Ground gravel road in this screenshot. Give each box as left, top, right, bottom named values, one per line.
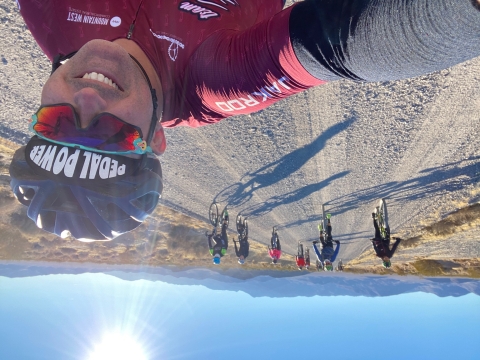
left=1, top=1, right=479, bottom=261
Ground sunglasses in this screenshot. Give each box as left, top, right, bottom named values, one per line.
left=29, top=104, right=152, bottom=155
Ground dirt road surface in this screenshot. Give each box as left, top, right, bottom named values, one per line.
left=1, top=1, right=479, bottom=263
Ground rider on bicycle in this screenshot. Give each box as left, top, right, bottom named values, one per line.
left=313, top=215, right=340, bottom=271
left=371, top=211, right=401, bottom=268
left=268, top=227, right=282, bottom=264
left=296, top=242, right=306, bottom=270
left=207, top=210, right=229, bottom=265
left=234, top=216, right=249, bottom=264
left=233, top=237, right=249, bottom=265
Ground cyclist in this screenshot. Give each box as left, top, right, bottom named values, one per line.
left=207, top=210, right=229, bottom=265
left=371, top=212, right=401, bottom=268
left=233, top=237, right=249, bottom=265
left=296, top=242, right=306, bottom=270
left=313, top=215, right=340, bottom=271
left=11, top=0, right=480, bottom=240
left=268, top=227, right=282, bottom=264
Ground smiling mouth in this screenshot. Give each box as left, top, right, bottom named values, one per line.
left=82, top=72, right=121, bottom=90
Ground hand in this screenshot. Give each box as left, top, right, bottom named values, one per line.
left=335, top=240, right=340, bottom=245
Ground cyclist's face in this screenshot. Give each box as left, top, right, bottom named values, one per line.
left=382, top=256, right=390, bottom=261
left=41, top=40, right=157, bottom=140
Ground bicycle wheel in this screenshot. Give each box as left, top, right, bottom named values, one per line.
left=377, top=199, right=389, bottom=239
left=220, top=205, right=229, bottom=227
left=236, top=214, right=242, bottom=233
left=243, top=218, right=248, bottom=239
left=236, top=214, right=246, bottom=237
left=209, top=202, right=219, bottom=226
left=380, top=198, right=389, bottom=229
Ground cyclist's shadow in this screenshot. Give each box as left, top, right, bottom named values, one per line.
left=241, top=170, right=350, bottom=217
left=214, top=117, right=356, bottom=207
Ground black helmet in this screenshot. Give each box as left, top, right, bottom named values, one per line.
left=9, top=137, right=163, bottom=241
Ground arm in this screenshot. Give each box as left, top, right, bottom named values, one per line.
left=182, top=6, right=324, bottom=126
left=389, top=238, right=402, bottom=258
left=331, top=242, right=341, bottom=262
left=207, top=234, right=214, bottom=255
left=234, top=240, right=240, bottom=257
left=182, top=0, right=480, bottom=126
left=244, top=241, right=249, bottom=258
left=312, top=243, right=321, bottom=260
left=290, top=0, right=480, bottom=82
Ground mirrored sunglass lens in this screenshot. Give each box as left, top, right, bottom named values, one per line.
left=34, top=106, right=142, bottom=152
left=34, top=106, right=76, bottom=137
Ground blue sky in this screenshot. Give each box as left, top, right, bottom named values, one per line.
left=0, top=273, right=479, bottom=360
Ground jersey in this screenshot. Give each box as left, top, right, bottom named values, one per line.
left=18, top=0, right=324, bottom=128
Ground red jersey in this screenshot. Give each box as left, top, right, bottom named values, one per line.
left=295, top=256, right=305, bottom=267
left=268, top=248, right=282, bottom=260
left=18, top=0, right=324, bottom=128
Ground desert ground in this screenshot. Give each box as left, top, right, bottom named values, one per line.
left=0, top=0, right=479, bottom=277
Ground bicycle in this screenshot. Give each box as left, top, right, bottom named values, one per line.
left=236, top=214, right=248, bottom=241
left=207, top=202, right=228, bottom=237
left=374, top=198, right=389, bottom=240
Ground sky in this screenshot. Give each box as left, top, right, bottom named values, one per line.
left=0, top=272, right=479, bottom=360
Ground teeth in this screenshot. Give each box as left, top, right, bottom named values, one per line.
left=82, top=72, right=119, bottom=90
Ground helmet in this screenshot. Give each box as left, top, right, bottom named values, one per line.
left=324, top=260, right=333, bottom=271
left=9, top=137, right=163, bottom=241
left=238, top=258, right=245, bottom=265
left=383, top=260, right=392, bottom=268
left=272, top=258, right=278, bottom=264
left=213, top=254, right=221, bottom=265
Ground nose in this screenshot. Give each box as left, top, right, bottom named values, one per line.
left=73, top=88, right=108, bottom=128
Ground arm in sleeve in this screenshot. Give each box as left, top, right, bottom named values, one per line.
left=389, top=238, right=402, bottom=258
left=312, top=243, right=322, bottom=261
left=182, top=6, right=325, bottom=125
left=331, top=242, right=341, bottom=262
left=207, top=235, right=214, bottom=252
left=290, top=0, right=480, bottom=82
left=234, top=240, right=240, bottom=257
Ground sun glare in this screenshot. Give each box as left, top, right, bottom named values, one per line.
left=88, top=333, right=148, bottom=360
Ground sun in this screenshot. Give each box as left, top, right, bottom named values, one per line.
left=88, top=333, right=148, bottom=360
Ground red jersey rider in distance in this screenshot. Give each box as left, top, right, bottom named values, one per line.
left=268, top=230, right=282, bottom=264
left=296, top=242, right=306, bottom=270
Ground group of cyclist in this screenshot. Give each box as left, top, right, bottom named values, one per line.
left=206, top=203, right=401, bottom=269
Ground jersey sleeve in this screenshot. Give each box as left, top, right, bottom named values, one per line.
left=176, top=4, right=326, bottom=127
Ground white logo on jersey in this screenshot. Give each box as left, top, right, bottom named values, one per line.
left=110, top=16, right=121, bottom=27
left=150, top=30, right=185, bottom=61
